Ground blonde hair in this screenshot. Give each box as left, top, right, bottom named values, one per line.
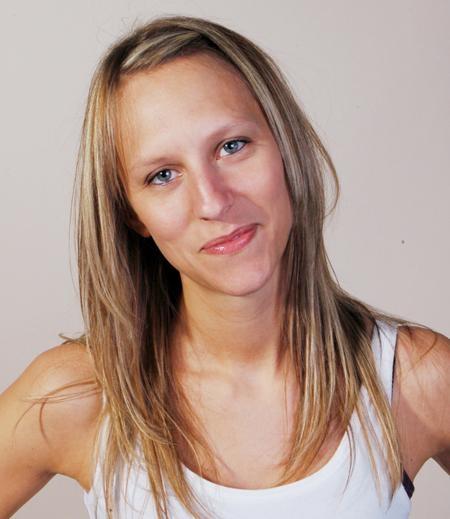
left=50, top=14, right=432, bottom=518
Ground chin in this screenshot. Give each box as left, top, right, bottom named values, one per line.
left=211, top=263, right=277, bottom=297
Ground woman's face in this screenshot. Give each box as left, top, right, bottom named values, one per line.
left=117, top=52, right=293, bottom=296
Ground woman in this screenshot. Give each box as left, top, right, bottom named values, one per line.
left=0, top=14, right=448, bottom=519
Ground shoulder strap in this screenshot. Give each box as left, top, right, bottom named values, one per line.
left=371, top=319, right=399, bottom=405
left=372, top=320, right=415, bottom=498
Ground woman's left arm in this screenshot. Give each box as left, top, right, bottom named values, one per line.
left=395, top=325, right=450, bottom=476
left=426, top=330, right=450, bottom=474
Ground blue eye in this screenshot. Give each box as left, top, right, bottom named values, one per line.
left=146, top=169, right=173, bottom=186
left=146, top=138, right=249, bottom=186
left=218, top=138, right=248, bottom=158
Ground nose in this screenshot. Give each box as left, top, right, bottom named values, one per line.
left=190, top=161, right=235, bottom=220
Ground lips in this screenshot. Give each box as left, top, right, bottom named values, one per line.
left=201, top=224, right=257, bottom=251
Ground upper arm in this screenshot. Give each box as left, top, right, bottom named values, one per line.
left=0, top=342, right=102, bottom=518
left=395, top=325, right=450, bottom=474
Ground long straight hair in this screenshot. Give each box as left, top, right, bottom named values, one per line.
left=54, top=14, right=431, bottom=518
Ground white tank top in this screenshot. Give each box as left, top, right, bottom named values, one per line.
left=83, top=319, right=414, bottom=518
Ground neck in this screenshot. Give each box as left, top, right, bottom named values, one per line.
left=172, top=265, right=289, bottom=383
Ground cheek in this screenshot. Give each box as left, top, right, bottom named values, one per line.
left=138, top=199, right=188, bottom=243
left=261, top=155, right=293, bottom=236
left=253, top=151, right=290, bottom=209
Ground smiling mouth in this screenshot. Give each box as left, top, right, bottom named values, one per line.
left=201, top=224, right=258, bottom=255
left=200, top=224, right=257, bottom=251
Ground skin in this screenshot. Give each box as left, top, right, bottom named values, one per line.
left=116, top=52, right=299, bottom=483
left=0, top=52, right=449, bottom=517
left=117, top=52, right=294, bottom=384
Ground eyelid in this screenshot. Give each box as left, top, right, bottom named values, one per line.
left=145, top=169, right=171, bottom=186
left=216, top=137, right=249, bottom=158
left=145, top=137, right=250, bottom=186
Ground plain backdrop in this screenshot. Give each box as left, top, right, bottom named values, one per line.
left=1, top=1, right=449, bottom=517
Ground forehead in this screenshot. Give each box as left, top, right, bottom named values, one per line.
left=115, top=52, right=265, bottom=136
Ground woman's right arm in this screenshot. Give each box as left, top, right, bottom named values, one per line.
left=0, top=343, right=101, bottom=518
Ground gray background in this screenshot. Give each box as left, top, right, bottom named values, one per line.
left=1, top=0, right=448, bottom=517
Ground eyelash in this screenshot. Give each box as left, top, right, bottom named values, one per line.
left=145, top=138, right=250, bottom=186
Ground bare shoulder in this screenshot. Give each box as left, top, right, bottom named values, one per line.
left=0, top=341, right=102, bottom=514
left=393, top=324, right=450, bottom=477
left=22, top=341, right=102, bottom=435
left=25, top=341, right=99, bottom=401
left=21, top=342, right=103, bottom=480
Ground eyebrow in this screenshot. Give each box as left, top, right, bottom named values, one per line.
left=129, top=119, right=259, bottom=174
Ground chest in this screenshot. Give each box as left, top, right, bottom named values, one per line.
left=179, top=374, right=345, bottom=489
left=178, top=360, right=431, bottom=492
